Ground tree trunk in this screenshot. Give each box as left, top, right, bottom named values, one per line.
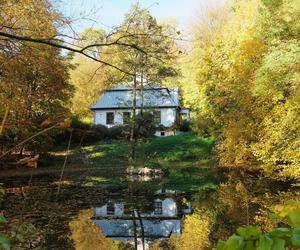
left=129, top=74, right=137, bottom=165
left=0, top=103, right=10, bottom=136
left=140, top=72, right=144, bottom=115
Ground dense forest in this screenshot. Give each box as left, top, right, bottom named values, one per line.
left=181, top=0, right=299, bottom=180
left=0, top=0, right=299, bottom=249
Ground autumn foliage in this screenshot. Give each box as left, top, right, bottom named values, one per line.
left=181, top=0, right=300, bottom=180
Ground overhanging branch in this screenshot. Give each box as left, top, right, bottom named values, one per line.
left=0, top=31, right=134, bottom=75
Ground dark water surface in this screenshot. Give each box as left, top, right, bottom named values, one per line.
left=0, top=168, right=196, bottom=249
left=1, top=167, right=298, bottom=250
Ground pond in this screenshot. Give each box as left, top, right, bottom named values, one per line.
left=0, top=166, right=298, bottom=250
left=0, top=168, right=196, bottom=249
left=93, top=189, right=192, bottom=250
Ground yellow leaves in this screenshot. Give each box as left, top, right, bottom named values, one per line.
left=70, top=53, right=108, bottom=118
left=239, top=39, right=266, bottom=61
left=40, top=118, right=71, bottom=129
left=57, top=118, right=72, bottom=129
left=272, top=201, right=300, bottom=223
left=1, top=0, right=58, bottom=38
left=178, top=210, right=213, bottom=250
left=69, top=209, right=118, bottom=250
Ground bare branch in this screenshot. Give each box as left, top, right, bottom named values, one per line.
left=0, top=31, right=134, bottom=75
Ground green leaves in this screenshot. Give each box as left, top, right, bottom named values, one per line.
left=0, top=234, right=10, bottom=250
left=287, top=209, right=300, bottom=227
left=257, top=235, right=273, bottom=250
left=271, top=238, right=285, bottom=250
left=237, top=226, right=262, bottom=240
left=217, top=235, right=244, bottom=250
left=269, top=228, right=291, bottom=238
left=0, top=216, right=10, bottom=249
left=291, top=234, right=300, bottom=247
left=224, top=235, right=244, bottom=250
left=217, top=205, right=300, bottom=250
left=0, top=215, right=7, bottom=223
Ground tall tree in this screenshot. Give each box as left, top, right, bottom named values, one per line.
left=104, top=4, right=178, bottom=164
left=69, top=28, right=111, bottom=119
left=0, top=0, right=73, bottom=152
left=183, top=0, right=300, bottom=179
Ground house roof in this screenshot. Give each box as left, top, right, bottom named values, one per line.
left=91, top=84, right=180, bottom=110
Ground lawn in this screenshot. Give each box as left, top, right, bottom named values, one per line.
left=84, top=133, right=216, bottom=168
left=0, top=133, right=220, bottom=192
left=83, top=133, right=221, bottom=192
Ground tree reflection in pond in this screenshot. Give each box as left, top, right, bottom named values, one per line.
left=92, top=189, right=192, bottom=250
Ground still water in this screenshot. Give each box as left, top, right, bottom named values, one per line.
left=0, top=169, right=194, bottom=249
left=93, top=189, right=192, bottom=249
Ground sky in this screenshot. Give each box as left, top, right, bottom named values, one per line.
left=58, top=0, right=227, bottom=34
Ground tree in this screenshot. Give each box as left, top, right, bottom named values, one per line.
left=0, top=0, right=73, bottom=153
left=0, top=1, right=178, bottom=155
left=69, top=28, right=111, bottom=119
left=103, top=3, right=179, bottom=164
left=182, top=0, right=299, bottom=179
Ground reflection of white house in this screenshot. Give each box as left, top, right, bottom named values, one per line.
left=90, top=84, right=190, bottom=136
left=94, top=197, right=189, bottom=218
left=92, top=195, right=192, bottom=248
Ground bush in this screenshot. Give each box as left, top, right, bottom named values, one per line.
left=54, top=113, right=157, bottom=145
left=55, top=116, right=109, bottom=145
left=81, top=124, right=109, bottom=144
left=217, top=201, right=300, bottom=250
left=108, top=125, right=130, bottom=139
left=180, top=120, right=190, bottom=132
left=135, top=112, right=156, bottom=138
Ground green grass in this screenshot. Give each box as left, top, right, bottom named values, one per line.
left=84, top=133, right=215, bottom=168
left=82, top=133, right=221, bottom=192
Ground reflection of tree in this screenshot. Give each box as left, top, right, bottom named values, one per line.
left=69, top=209, right=119, bottom=250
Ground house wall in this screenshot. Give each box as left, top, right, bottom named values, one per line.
left=160, top=108, right=176, bottom=127
left=93, top=108, right=176, bottom=128
left=94, top=109, right=125, bottom=128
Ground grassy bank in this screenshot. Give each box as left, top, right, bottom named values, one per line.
left=0, top=133, right=220, bottom=192
left=84, top=133, right=216, bottom=168
left=83, top=133, right=220, bottom=191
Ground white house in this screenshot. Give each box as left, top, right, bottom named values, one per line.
left=90, top=84, right=190, bottom=136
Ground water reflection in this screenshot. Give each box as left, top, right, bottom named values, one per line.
left=92, top=189, right=192, bottom=249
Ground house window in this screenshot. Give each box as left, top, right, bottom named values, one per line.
left=123, top=112, right=131, bottom=124
left=107, top=203, right=114, bottom=215
left=153, top=110, right=161, bottom=124
left=106, top=112, right=114, bottom=125
left=154, top=201, right=162, bottom=215
left=160, top=131, right=165, bottom=136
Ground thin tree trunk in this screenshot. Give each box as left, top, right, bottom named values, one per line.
left=135, top=72, right=144, bottom=150
left=129, top=74, right=137, bottom=165
left=19, top=146, right=24, bottom=157
left=0, top=103, right=10, bottom=136
left=55, top=129, right=73, bottom=200
left=132, top=210, right=138, bottom=250
left=137, top=210, right=145, bottom=250
left=140, top=72, right=144, bottom=115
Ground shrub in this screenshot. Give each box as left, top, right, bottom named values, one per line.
left=108, top=125, right=130, bottom=139
left=54, top=116, right=99, bottom=145
left=135, top=112, right=156, bottom=138
left=81, top=127, right=108, bottom=144
left=180, top=120, right=190, bottom=132
left=217, top=201, right=300, bottom=250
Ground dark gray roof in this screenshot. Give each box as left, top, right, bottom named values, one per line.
left=91, top=84, right=179, bottom=110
